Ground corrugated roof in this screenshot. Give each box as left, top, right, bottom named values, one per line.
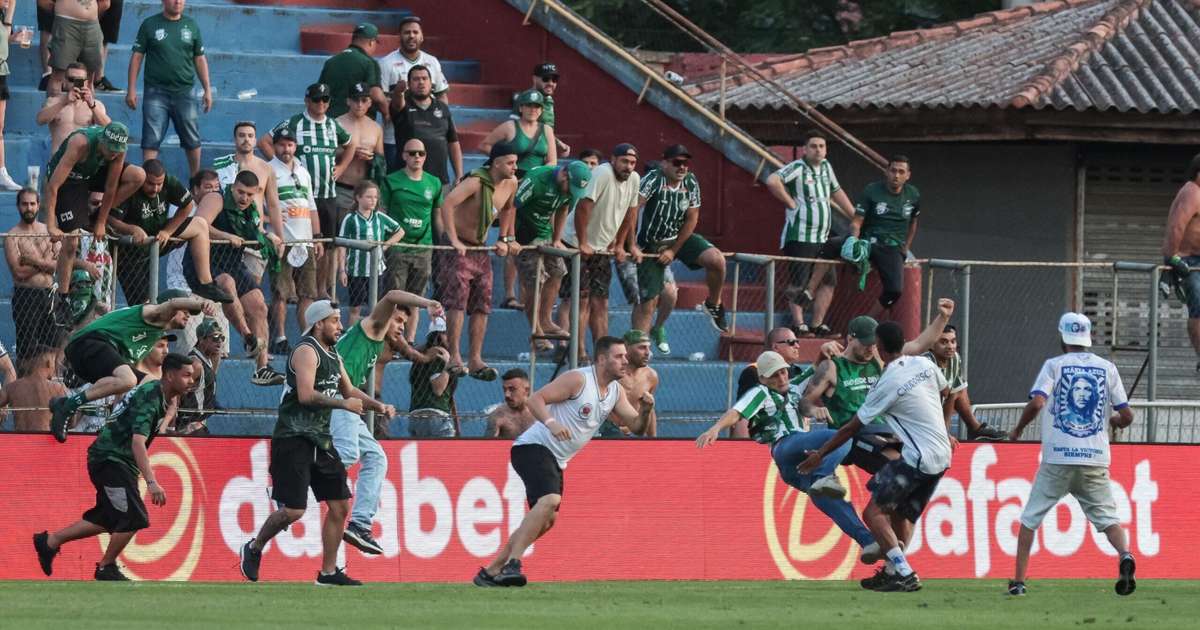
left=693, top=0, right=1200, bottom=114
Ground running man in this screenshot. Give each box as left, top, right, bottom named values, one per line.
left=1006, top=313, right=1136, bottom=597
left=799, top=322, right=953, bottom=593
left=473, top=336, right=651, bottom=587
left=50, top=289, right=215, bottom=442
left=238, top=300, right=395, bottom=586
left=334, top=290, right=441, bottom=556
left=697, top=350, right=881, bottom=564
left=33, top=353, right=198, bottom=581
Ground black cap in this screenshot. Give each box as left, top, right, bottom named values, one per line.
left=663, top=144, right=692, bottom=159
left=487, top=142, right=518, bottom=163
left=348, top=82, right=370, bottom=98
left=161, top=332, right=179, bottom=343
left=306, top=83, right=330, bottom=99
left=612, top=143, right=638, bottom=158
left=399, top=15, right=422, bottom=26
left=533, top=62, right=559, bottom=78
left=273, top=126, right=297, bottom=143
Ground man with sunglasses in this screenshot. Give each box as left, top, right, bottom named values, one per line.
left=735, top=326, right=806, bottom=437
left=380, top=138, right=442, bottom=342
left=512, top=63, right=571, bottom=158
left=176, top=317, right=223, bottom=434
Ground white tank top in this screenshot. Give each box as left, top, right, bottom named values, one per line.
left=514, top=366, right=620, bottom=468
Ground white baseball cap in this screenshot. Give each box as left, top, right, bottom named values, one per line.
left=756, top=351, right=789, bottom=378
left=1058, top=312, right=1092, bottom=347
left=304, top=300, right=340, bottom=335
left=429, top=316, right=447, bottom=333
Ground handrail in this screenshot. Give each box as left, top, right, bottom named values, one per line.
left=514, top=0, right=783, bottom=174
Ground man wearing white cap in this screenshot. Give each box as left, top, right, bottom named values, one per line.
left=1005, top=312, right=1136, bottom=597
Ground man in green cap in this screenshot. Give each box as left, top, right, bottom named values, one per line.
left=513, top=160, right=590, bottom=347
left=318, top=22, right=388, bottom=120
left=43, top=122, right=144, bottom=325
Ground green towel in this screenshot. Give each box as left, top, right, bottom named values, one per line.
left=468, top=167, right=496, bottom=243
left=840, top=236, right=872, bottom=291
left=369, top=154, right=388, bottom=189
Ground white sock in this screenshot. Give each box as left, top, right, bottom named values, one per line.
left=885, top=546, right=914, bottom=577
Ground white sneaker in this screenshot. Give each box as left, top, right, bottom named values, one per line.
left=808, top=475, right=847, bottom=499
left=860, top=542, right=883, bottom=564
left=0, top=168, right=21, bottom=191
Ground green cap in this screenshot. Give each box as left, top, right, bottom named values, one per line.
left=352, top=22, right=379, bottom=40
left=848, top=315, right=878, bottom=344
left=196, top=318, right=223, bottom=339
left=157, top=288, right=191, bottom=304
left=515, top=89, right=545, bottom=107
left=565, top=161, right=591, bottom=202
left=101, top=122, right=129, bottom=153
left=623, top=329, right=649, bottom=345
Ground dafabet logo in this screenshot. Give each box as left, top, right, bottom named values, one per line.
left=763, top=461, right=862, bottom=580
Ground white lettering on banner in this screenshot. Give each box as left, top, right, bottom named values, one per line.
left=994, top=477, right=1035, bottom=560
left=924, top=478, right=968, bottom=557
left=457, top=478, right=503, bottom=557
left=219, top=441, right=273, bottom=554
left=1132, top=461, right=1160, bottom=555
left=968, top=446, right=997, bottom=576
left=401, top=443, right=453, bottom=558
left=374, top=479, right=401, bottom=557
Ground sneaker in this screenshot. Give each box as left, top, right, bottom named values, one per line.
left=704, top=301, right=729, bottom=333
left=808, top=475, right=847, bottom=499
left=39, top=72, right=50, bottom=92
left=269, top=337, right=290, bottom=356
left=239, top=540, right=262, bottom=582
left=251, top=366, right=285, bottom=387
left=343, top=522, right=384, bottom=555
left=495, top=558, right=527, bottom=587
left=968, top=423, right=1007, bottom=442
left=859, top=542, right=883, bottom=564
left=0, top=168, right=21, bottom=191
left=94, top=563, right=130, bottom=581
left=193, top=282, right=234, bottom=304
left=873, top=571, right=921, bottom=592
left=33, top=531, right=59, bottom=576
left=860, top=566, right=890, bottom=590
left=1007, top=580, right=1027, bottom=596
left=650, top=325, right=671, bottom=355
left=315, top=567, right=362, bottom=586
left=1115, top=553, right=1136, bottom=596
left=473, top=567, right=502, bottom=587
left=49, top=396, right=72, bottom=443
left=95, top=76, right=121, bottom=92
left=243, top=334, right=266, bottom=359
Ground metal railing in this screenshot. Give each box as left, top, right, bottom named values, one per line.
left=972, top=401, right=1200, bottom=444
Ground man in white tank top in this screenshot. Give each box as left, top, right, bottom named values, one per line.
left=473, top=336, right=652, bottom=588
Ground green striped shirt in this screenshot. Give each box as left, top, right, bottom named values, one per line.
left=338, top=210, right=401, bottom=277
left=775, top=159, right=840, bottom=245
left=925, top=350, right=967, bottom=393
left=734, top=384, right=805, bottom=445
left=636, top=168, right=701, bottom=248
left=272, top=112, right=351, bottom=200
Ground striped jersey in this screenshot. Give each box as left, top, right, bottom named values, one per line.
left=272, top=112, right=351, bottom=200
left=734, top=384, right=807, bottom=445
left=338, top=210, right=401, bottom=277
left=636, top=168, right=701, bottom=248
left=268, top=157, right=317, bottom=241
left=775, top=159, right=841, bottom=246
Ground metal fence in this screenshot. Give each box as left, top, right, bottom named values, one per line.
left=973, top=401, right=1200, bottom=444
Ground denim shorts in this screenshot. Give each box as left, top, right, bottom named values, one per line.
left=1183, top=255, right=1200, bottom=318
left=142, top=86, right=202, bottom=151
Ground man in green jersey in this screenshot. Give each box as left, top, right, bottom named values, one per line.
left=51, top=288, right=215, bottom=442
left=849, top=156, right=920, bottom=318
left=380, top=138, right=443, bottom=342
left=925, top=324, right=1006, bottom=442
left=513, top=161, right=590, bottom=344
left=697, top=350, right=881, bottom=563
left=34, top=353, right=198, bottom=581
left=239, top=300, right=394, bottom=586
left=332, top=289, right=441, bottom=556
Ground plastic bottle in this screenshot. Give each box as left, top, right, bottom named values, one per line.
left=688, top=352, right=705, bottom=362
left=237, top=89, right=258, bottom=101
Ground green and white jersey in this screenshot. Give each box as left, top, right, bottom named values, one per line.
left=636, top=168, right=701, bottom=249
left=734, top=384, right=806, bottom=445
left=272, top=112, right=351, bottom=200
left=774, top=159, right=840, bottom=246
left=336, top=322, right=384, bottom=391
left=925, top=350, right=967, bottom=393
left=269, top=157, right=317, bottom=241
left=338, top=210, right=401, bottom=277
left=275, top=336, right=343, bottom=450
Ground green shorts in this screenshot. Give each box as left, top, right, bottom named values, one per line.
left=50, top=16, right=103, bottom=74
left=636, top=234, right=713, bottom=302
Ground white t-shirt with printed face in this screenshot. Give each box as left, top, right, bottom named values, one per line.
left=1030, top=352, right=1127, bottom=467
left=378, top=49, right=451, bottom=145
left=857, top=355, right=951, bottom=475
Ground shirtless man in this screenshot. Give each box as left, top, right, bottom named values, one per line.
left=486, top=368, right=536, bottom=439
left=440, top=142, right=520, bottom=381
left=334, top=82, right=385, bottom=212
left=213, top=121, right=284, bottom=251
left=601, top=329, right=658, bottom=437
left=36, top=62, right=112, bottom=153
left=40, top=0, right=104, bottom=97
left=0, top=346, right=67, bottom=432
left=1162, top=153, right=1200, bottom=371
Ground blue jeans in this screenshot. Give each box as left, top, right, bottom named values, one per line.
left=142, top=85, right=202, bottom=151
left=330, top=409, right=387, bottom=529
left=771, top=429, right=875, bottom=548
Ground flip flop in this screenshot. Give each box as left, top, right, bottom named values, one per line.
left=500, top=298, right=524, bottom=310
left=447, top=364, right=469, bottom=377
left=469, top=366, right=499, bottom=382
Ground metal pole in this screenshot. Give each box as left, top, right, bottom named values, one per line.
left=569, top=252, right=580, bottom=370
left=727, top=261, right=740, bottom=409
left=960, top=264, right=971, bottom=382
left=147, top=240, right=160, bottom=304
left=764, top=258, right=775, bottom=336
left=365, top=245, right=382, bottom=434
left=1147, top=266, right=1159, bottom=441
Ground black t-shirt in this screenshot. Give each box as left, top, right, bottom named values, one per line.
left=113, top=174, right=191, bottom=234
left=392, top=94, right=458, bottom=185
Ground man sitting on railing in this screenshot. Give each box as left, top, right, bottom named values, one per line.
left=924, top=324, right=1006, bottom=442
left=1161, top=152, right=1200, bottom=372
left=848, top=155, right=919, bottom=319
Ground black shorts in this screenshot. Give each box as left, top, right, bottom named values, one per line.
left=510, top=444, right=563, bottom=508
left=37, top=5, right=54, bottom=32
left=186, top=244, right=259, bottom=298
left=53, top=179, right=98, bottom=232
left=269, top=436, right=351, bottom=510
left=782, top=238, right=841, bottom=299
left=843, top=431, right=902, bottom=474
left=99, top=0, right=124, bottom=44
left=316, top=197, right=339, bottom=245
left=0, top=75, right=9, bottom=101
left=866, top=458, right=945, bottom=523
left=347, top=276, right=378, bottom=307
left=82, top=460, right=150, bottom=533
left=64, top=332, right=128, bottom=384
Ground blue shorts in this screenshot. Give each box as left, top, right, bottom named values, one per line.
left=142, top=86, right=202, bottom=151
left=1183, top=255, right=1200, bottom=318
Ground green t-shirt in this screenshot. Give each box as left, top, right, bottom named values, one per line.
left=824, top=356, right=883, bottom=428
left=318, top=45, right=382, bottom=118
left=87, top=380, right=167, bottom=475
left=381, top=169, right=442, bottom=252
left=70, top=305, right=164, bottom=364
left=132, top=14, right=205, bottom=92
left=114, top=174, right=192, bottom=234
left=275, top=336, right=344, bottom=449
left=272, top=113, right=351, bottom=200
left=335, top=322, right=384, bottom=391
left=637, top=168, right=701, bottom=249
left=514, top=165, right=570, bottom=244
left=735, top=384, right=805, bottom=445
left=855, top=181, right=921, bottom=248
left=511, top=92, right=556, bottom=128
left=410, top=358, right=457, bottom=414
left=46, top=126, right=109, bottom=181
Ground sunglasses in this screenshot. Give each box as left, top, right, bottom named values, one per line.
left=406, top=150, right=426, bottom=157
left=310, top=96, right=331, bottom=103
left=540, top=76, right=559, bottom=83
left=671, top=159, right=690, bottom=167
left=774, top=338, right=800, bottom=346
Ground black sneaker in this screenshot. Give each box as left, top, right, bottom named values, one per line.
left=704, top=301, right=729, bottom=333
left=968, top=423, right=1007, bottom=442
left=239, top=540, right=262, bottom=582
left=251, top=366, right=285, bottom=386
left=243, top=334, right=266, bottom=359
left=343, top=522, right=384, bottom=555
left=39, top=73, right=50, bottom=92
left=269, top=337, right=290, bottom=356
left=495, top=558, right=527, bottom=587
left=1007, top=580, right=1027, bottom=596
left=193, top=282, right=234, bottom=304
left=1115, top=553, right=1136, bottom=596
left=94, top=563, right=130, bottom=581
left=873, top=571, right=921, bottom=592
left=473, top=567, right=502, bottom=587
left=49, top=396, right=72, bottom=443
left=33, top=531, right=58, bottom=576
left=315, top=567, right=362, bottom=586
left=95, top=76, right=121, bottom=92
left=860, top=566, right=890, bottom=590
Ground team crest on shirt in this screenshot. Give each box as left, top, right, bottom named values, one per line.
left=155, top=29, right=166, bottom=41
left=580, top=403, right=593, bottom=418
left=901, top=202, right=915, bottom=217
left=433, top=109, right=444, bottom=118
left=874, top=202, right=889, bottom=215
left=424, top=190, right=433, bottom=200
left=1052, top=366, right=1107, bottom=438
left=181, top=28, right=193, bottom=43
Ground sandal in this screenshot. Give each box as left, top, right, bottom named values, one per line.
left=812, top=324, right=834, bottom=337
left=469, top=366, right=499, bottom=382
left=792, top=324, right=812, bottom=338
left=500, top=297, right=524, bottom=310
left=447, top=364, right=469, bottom=378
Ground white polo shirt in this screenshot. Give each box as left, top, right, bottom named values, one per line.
left=378, top=49, right=451, bottom=145
left=857, top=355, right=951, bottom=475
